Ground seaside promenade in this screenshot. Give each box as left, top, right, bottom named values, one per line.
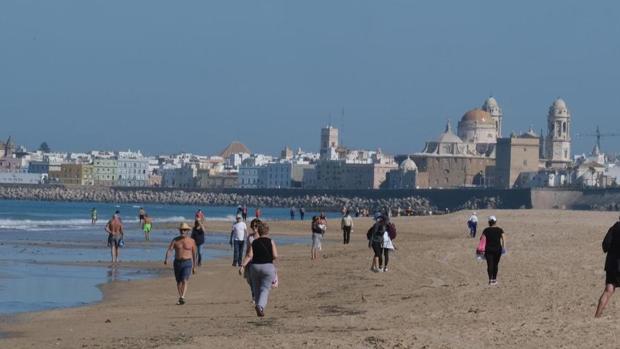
left=2, top=209, right=620, bottom=348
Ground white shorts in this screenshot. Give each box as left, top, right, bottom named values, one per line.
left=312, top=233, right=323, bottom=250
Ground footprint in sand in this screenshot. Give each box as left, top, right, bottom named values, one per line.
left=429, top=277, right=448, bottom=288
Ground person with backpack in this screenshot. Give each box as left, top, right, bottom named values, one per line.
left=367, top=214, right=395, bottom=272
left=311, top=216, right=326, bottom=260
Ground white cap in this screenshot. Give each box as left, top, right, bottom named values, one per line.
left=488, top=215, right=497, bottom=222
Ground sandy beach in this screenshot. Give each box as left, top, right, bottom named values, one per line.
left=2, top=209, right=620, bottom=348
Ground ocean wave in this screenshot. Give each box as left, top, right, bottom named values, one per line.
left=0, top=215, right=190, bottom=231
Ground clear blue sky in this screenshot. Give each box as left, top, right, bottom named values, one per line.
left=1, top=1, right=619, bottom=156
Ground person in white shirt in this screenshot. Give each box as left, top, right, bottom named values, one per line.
left=341, top=211, right=353, bottom=244
left=467, top=212, right=479, bottom=238
left=230, top=215, right=248, bottom=266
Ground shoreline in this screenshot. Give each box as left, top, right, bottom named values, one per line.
left=4, top=210, right=620, bottom=348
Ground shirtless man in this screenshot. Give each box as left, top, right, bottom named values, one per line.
left=164, top=222, right=197, bottom=305
left=105, top=214, right=124, bottom=263
left=138, top=207, right=146, bottom=227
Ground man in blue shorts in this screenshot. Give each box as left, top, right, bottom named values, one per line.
left=164, top=222, right=196, bottom=305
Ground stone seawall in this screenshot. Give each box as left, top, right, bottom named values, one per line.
left=0, top=185, right=529, bottom=212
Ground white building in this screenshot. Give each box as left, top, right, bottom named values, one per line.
left=0, top=172, right=46, bottom=184
left=238, top=165, right=261, bottom=188
left=116, top=151, right=149, bottom=187
left=161, top=164, right=197, bottom=188
left=258, top=162, right=315, bottom=188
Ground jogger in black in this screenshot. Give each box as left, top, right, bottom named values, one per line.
left=485, top=251, right=501, bottom=280
left=481, top=215, right=505, bottom=286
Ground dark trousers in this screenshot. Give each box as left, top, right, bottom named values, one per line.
left=469, top=222, right=478, bottom=238
left=372, top=242, right=389, bottom=267
left=233, top=240, right=245, bottom=266
left=485, top=251, right=501, bottom=280
left=196, top=244, right=203, bottom=265
left=342, top=226, right=352, bottom=244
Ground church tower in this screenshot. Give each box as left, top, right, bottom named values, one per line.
left=545, top=98, right=572, bottom=167
left=481, top=97, right=503, bottom=138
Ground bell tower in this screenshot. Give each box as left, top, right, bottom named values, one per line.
left=545, top=98, right=571, bottom=167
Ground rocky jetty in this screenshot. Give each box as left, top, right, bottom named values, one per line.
left=0, top=185, right=436, bottom=214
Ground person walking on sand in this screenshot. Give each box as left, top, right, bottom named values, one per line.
left=290, top=207, right=295, bottom=220
left=230, top=215, right=248, bottom=267
left=299, top=207, right=305, bottom=221
left=241, top=218, right=262, bottom=303
left=164, top=222, right=196, bottom=305
left=242, top=205, right=248, bottom=221
left=195, top=209, right=205, bottom=223
left=481, top=216, right=505, bottom=286
left=143, top=213, right=153, bottom=241
left=91, top=207, right=97, bottom=225
left=467, top=212, right=479, bottom=238
left=190, top=219, right=206, bottom=266
left=239, top=222, right=278, bottom=317
left=311, top=216, right=320, bottom=260
left=367, top=214, right=389, bottom=272
left=595, top=216, right=620, bottom=317
left=341, top=211, right=353, bottom=244
left=255, top=207, right=262, bottom=219
left=105, top=214, right=124, bottom=263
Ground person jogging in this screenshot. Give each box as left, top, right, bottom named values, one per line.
left=481, top=216, right=505, bottom=286
left=595, top=216, right=620, bottom=317
left=239, top=222, right=278, bottom=317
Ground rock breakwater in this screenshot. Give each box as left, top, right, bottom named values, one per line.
left=0, top=186, right=438, bottom=213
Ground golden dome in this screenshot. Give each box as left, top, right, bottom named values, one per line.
left=461, top=108, right=494, bottom=124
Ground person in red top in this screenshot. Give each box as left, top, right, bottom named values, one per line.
left=255, top=207, right=262, bottom=219
left=195, top=209, right=204, bottom=222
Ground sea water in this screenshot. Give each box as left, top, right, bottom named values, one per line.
left=0, top=200, right=323, bottom=315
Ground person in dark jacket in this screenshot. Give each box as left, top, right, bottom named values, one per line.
left=190, top=219, right=206, bottom=266
left=595, top=217, right=620, bottom=317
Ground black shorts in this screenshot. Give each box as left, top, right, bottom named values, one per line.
left=139, top=214, right=145, bottom=221
left=606, top=271, right=620, bottom=287
left=371, top=241, right=383, bottom=257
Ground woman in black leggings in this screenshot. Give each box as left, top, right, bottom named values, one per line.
left=481, top=216, right=505, bottom=286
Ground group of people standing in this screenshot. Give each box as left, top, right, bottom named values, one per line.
left=289, top=207, right=306, bottom=220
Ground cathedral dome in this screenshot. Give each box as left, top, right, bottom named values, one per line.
left=399, top=158, right=418, bottom=172
left=461, top=109, right=494, bottom=124
left=552, top=98, right=567, bottom=110
left=549, top=98, right=570, bottom=117
left=482, top=97, right=498, bottom=110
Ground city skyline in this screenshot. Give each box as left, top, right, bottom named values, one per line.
left=1, top=1, right=620, bottom=155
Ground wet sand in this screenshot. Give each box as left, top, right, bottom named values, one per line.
left=2, top=210, right=620, bottom=348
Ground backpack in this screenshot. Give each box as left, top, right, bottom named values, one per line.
left=367, top=223, right=385, bottom=243
left=387, top=222, right=397, bottom=240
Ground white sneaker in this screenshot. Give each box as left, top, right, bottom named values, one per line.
left=378, top=267, right=384, bottom=273
left=383, top=267, right=389, bottom=272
